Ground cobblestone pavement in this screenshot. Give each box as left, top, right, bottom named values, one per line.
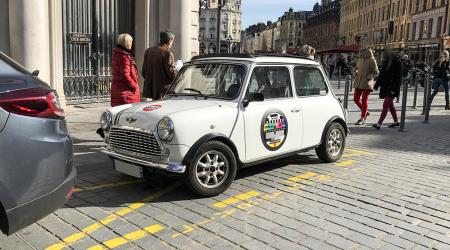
left=1, top=83, right=449, bottom=250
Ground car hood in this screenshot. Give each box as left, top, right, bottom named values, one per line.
left=116, top=98, right=236, bottom=131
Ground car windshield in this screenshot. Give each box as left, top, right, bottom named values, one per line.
left=170, top=63, right=246, bottom=100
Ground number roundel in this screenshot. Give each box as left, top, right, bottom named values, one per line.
left=260, top=110, right=288, bottom=151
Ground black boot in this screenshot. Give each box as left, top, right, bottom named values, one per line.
left=446, top=100, right=450, bottom=110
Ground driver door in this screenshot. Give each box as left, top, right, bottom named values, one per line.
left=242, top=66, right=303, bottom=162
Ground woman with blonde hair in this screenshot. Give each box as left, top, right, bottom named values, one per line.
left=353, top=48, right=379, bottom=125
left=111, top=33, right=140, bottom=107
left=430, top=50, right=450, bottom=110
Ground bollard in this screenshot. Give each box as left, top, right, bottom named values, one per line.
left=399, top=78, right=409, bottom=132
left=424, top=77, right=433, bottom=123
left=412, top=75, right=419, bottom=109
left=422, top=74, right=429, bottom=115
left=343, top=75, right=351, bottom=110
left=338, top=71, right=341, bottom=89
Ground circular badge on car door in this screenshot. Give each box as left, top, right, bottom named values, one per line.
left=260, top=110, right=288, bottom=151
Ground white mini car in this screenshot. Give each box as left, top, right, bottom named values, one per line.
left=99, top=55, right=348, bottom=197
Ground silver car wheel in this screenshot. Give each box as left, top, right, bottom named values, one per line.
left=195, top=150, right=229, bottom=189
left=328, top=128, right=342, bottom=157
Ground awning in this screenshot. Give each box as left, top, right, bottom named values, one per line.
left=319, top=44, right=359, bottom=54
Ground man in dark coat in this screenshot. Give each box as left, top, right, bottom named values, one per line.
left=142, top=30, right=177, bottom=100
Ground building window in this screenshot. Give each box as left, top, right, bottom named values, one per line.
left=415, top=0, right=420, bottom=13
left=428, top=18, right=433, bottom=38
left=432, top=0, right=436, bottom=8
left=400, top=24, right=404, bottom=39
left=422, top=0, right=427, bottom=11
left=437, top=16, right=443, bottom=36
left=419, top=20, right=424, bottom=39
left=406, top=23, right=411, bottom=40
left=412, top=22, right=417, bottom=40
left=403, top=0, right=407, bottom=15
left=394, top=25, right=398, bottom=41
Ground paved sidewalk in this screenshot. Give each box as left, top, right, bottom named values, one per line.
left=1, top=83, right=449, bottom=250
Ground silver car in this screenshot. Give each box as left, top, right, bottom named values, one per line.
left=0, top=52, right=76, bottom=235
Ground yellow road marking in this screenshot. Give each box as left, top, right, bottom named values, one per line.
left=87, top=224, right=164, bottom=250
left=286, top=171, right=318, bottom=183
left=345, top=148, right=378, bottom=156
left=172, top=225, right=195, bottom=238
left=212, top=191, right=260, bottom=208
left=74, top=180, right=143, bottom=193
left=46, top=184, right=180, bottom=250
left=336, top=160, right=357, bottom=167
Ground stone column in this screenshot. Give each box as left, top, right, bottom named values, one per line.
left=0, top=0, right=10, bottom=54
left=48, top=0, right=65, bottom=106
left=135, top=0, right=151, bottom=95
left=170, top=0, right=195, bottom=62
left=9, top=0, right=51, bottom=83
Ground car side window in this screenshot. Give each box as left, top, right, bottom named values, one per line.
left=246, top=67, right=293, bottom=99
left=294, top=66, right=328, bottom=97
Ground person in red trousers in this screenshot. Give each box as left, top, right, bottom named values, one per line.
left=111, top=34, right=140, bottom=107
left=372, top=54, right=402, bottom=129
left=353, top=48, right=379, bottom=125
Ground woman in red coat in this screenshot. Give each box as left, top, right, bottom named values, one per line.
left=111, top=34, right=140, bottom=107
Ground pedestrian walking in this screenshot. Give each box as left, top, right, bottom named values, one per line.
left=353, top=48, right=379, bottom=125
left=429, top=51, right=450, bottom=110
left=111, top=34, right=140, bottom=107
left=142, top=29, right=178, bottom=101
left=328, top=54, right=336, bottom=79
left=372, top=54, right=402, bottom=130
left=337, top=54, right=347, bottom=76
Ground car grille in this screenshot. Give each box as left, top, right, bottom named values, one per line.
left=109, top=127, right=162, bottom=159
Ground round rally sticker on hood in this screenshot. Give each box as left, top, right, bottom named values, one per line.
left=143, top=104, right=161, bottom=112
left=261, top=111, right=288, bottom=151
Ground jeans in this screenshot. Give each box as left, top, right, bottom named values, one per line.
left=431, top=77, right=449, bottom=103
left=378, top=97, right=398, bottom=125
left=353, top=88, right=371, bottom=119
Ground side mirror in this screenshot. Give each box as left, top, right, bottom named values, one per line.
left=32, top=70, right=39, bottom=76
left=243, top=92, right=264, bottom=107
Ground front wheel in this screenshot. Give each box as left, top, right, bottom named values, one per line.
left=185, top=141, right=237, bottom=197
left=316, top=123, right=346, bottom=163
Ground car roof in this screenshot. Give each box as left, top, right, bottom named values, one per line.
left=190, top=54, right=320, bottom=66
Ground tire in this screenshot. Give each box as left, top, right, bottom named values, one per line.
left=315, top=122, right=346, bottom=163
left=184, top=141, right=237, bottom=197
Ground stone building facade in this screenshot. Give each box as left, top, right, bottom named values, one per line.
left=0, top=0, right=200, bottom=106
left=199, top=0, right=242, bottom=54
left=340, top=0, right=450, bottom=63
left=241, top=8, right=312, bottom=53
left=304, top=0, right=341, bottom=51
left=278, top=8, right=314, bottom=49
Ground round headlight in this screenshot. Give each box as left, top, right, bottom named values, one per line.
left=157, top=118, right=174, bottom=142
left=100, top=111, right=112, bottom=130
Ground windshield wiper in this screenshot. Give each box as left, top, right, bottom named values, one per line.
left=184, top=88, right=206, bottom=98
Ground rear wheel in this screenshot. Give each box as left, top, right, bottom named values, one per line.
left=185, top=141, right=237, bottom=197
left=316, top=122, right=346, bottom=163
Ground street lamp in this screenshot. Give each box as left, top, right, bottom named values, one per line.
left=216, top=0, right=227, bottom=54
left=199, top=0, right=208, bottom=54
left=227, top=35, right=232, bottom=53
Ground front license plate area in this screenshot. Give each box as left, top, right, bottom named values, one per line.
left=113, top=160, right=143, bottom=178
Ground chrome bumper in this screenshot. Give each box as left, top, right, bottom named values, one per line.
left=101, top=147, right=186, bottom=174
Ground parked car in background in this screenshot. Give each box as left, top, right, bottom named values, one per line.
left=0, top=52, right=76, bottom=235
left=98, top=54, right=347, bottom=197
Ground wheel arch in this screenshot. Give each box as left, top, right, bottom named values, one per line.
left=182, top=133, right=242, bottom=167
left=0, top=200, right=8, bottom=235
left=319, top=116, right=348, bottom=146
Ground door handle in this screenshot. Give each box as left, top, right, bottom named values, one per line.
left=291, top=107, right=302, bottom=113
